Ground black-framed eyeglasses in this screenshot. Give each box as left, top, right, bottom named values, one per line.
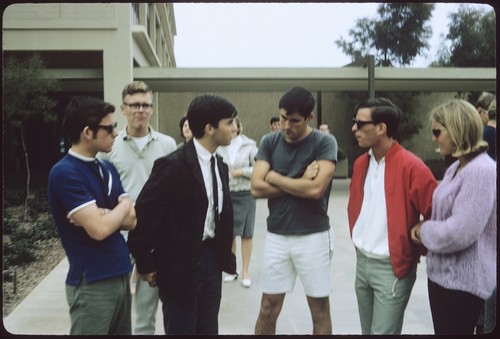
left=352, top=118, right=374, bottom=129
left=432, top=129, right=442, bottom=138
left=95, top=122, right=118, bottom=134
left=123, top=102, right=153, bottom=111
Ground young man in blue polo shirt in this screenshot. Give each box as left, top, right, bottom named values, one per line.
left=48, top=95, right=137, bottom=335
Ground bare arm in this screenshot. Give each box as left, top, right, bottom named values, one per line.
left=251, top=159, right=285, bottom=199
left=265, top=160, right=336, bottom=200
left=69, top=196, right=136, bottom=241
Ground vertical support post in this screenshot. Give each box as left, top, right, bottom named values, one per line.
left=317, top=91, right=322, bottom=127
left=368, top=55, right=375, bottom=99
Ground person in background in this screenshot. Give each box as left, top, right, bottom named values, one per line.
left=177, top=115, right=193, bottom=149
left=480, top=98, right=496, bottom=334
left=217, top=117, right=258, bottom=287
left=48, top=95, right=136, bottom=335
left=347, top=98, right=437, bottom=334
left=411, top=99, right=496, bottom=335
left=270, top=116, right=281, bottom=132
left=318, top=123, right=330, bottom=134
left=483, top=98, right=496, bottom=160
left=128, top=94, right=238, bottom=334
left=252, top=86, right=337, bottom=334
left=473, top=94, right=496, bottom=334
left=475, top=92, right=495, bottom=127
left=98, top=81, right=176, bottom=335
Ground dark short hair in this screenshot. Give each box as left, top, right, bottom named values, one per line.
left=186, top=94, right=237, bottom=139
left=63, top=95, right=115, bottom=145
left=279, top=86, right=315, bottom=118
left=179, top=116, right=188, bottom=138
left=355, top=98, right=401, bottom=138
left=270, top=116, right=280, bottom=124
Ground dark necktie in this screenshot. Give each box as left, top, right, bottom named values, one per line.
left=210, top=156, right=220, bottom=228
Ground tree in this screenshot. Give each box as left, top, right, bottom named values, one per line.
left=3, top=53, right=60, bottom=217
left=433, top=5, right=495, bottom=67
left=336, top=3, right=434, bottom=67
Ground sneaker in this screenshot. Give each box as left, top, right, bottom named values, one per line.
left=241, top=278, right=251, bottom=288
left=223, top=272, right=238, bottom=283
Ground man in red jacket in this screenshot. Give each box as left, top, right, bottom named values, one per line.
left=347, top=98, right=437, bottom=334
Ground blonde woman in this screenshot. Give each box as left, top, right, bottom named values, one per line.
left=411, top=99, right=496, bottom=334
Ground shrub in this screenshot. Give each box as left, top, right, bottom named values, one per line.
left=3, top=239, right=36, bottom=266
left=31, top=217, right=58, bottom=241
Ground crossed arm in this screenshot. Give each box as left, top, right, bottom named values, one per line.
left=251, top=159, right=336, bottom=200
left=68, top=195, right=136, bottom=241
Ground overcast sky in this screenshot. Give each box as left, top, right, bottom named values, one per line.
left=172, top=2, right=493, bottom=68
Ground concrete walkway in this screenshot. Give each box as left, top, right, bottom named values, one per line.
left=3, top=179, right=434, bottom=335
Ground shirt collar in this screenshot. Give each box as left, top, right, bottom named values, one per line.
left=193, top=137, right=215, bottom=164
left=68, top=148, right=97, bottom=162
left=121, top=125, right=157, bottom=141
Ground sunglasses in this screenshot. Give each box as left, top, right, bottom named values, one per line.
left=95, top=122, right=118, bottom=134
left=352, top=118, right=374, bottom=129
left=432, top=129, right=442, bottom=138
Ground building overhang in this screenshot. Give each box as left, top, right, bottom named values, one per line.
left=46, top=67, right=496, bottom=93
left=134, top=67, right=496, bottom=92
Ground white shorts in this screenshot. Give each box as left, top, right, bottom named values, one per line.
left=261, top=229, right=334, bottom=298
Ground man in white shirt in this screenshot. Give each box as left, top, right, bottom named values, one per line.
left=98, top=81, right=176, bottom=334
left=128, top=94, right=238, bottom=334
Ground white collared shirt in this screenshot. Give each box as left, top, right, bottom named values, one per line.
left=352, top=148, right=390, bottom=258
left=193, top=138, right=223, bottom=240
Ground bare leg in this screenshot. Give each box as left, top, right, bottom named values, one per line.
left=241, top=237, right=252, bottom=279
left=254, top=293, right=286, bottom=334
left=306, top=296, right=332, bottom=334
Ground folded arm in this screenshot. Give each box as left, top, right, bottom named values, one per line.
left=265, top=160, right=336, bottom=199
left=251, top=159, right=336, bottom=200
left=68, top=196, right=136, bottom=241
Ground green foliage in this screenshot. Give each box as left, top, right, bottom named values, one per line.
left=433, top=5, right=495, bottom=67
left=3, top=53, right=60, bottom=128
left=3, top=189, right=58, bottom=268
left=336, top=3, right=434, bottom=66
left=27, top=187, right=51, bottom=213
left=4, top=224, right=37, bottom=266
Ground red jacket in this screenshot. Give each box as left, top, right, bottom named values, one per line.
left=347, top=142, right=437, bottom=278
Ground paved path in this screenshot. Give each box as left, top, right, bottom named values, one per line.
left=3, top=179, right=434, bottom=335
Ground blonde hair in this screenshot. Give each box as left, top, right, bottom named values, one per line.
left=121, top=81, right=152, bottom=101
left=430, top=99, right=488, bottom=157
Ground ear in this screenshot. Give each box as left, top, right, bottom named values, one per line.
left=307, top=112, right=314, bottom=122
left=204, top=123, right=214, bottom=136
left=377, top=122, right=387, bottom=136
left=82, top=126, right=94, bottom=141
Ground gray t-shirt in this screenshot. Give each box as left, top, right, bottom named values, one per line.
left=256, top=130, right=338, bottom=235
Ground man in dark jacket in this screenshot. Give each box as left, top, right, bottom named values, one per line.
left=128, top=94, right=238, bottom=334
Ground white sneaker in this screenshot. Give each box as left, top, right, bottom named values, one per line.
left=223, top=272, right=238, bottom=283
left=241, top=278, right=251, bottom=288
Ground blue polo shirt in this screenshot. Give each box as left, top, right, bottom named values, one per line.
left=48, top=150, right=132, bottom=285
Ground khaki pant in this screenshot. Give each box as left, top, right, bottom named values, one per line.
left=66, top=273, right=131, bottom=335
left=354, top=250, right=416, bottom=334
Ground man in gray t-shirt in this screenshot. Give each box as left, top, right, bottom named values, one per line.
left=251, top=86, right=337, bottom=335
